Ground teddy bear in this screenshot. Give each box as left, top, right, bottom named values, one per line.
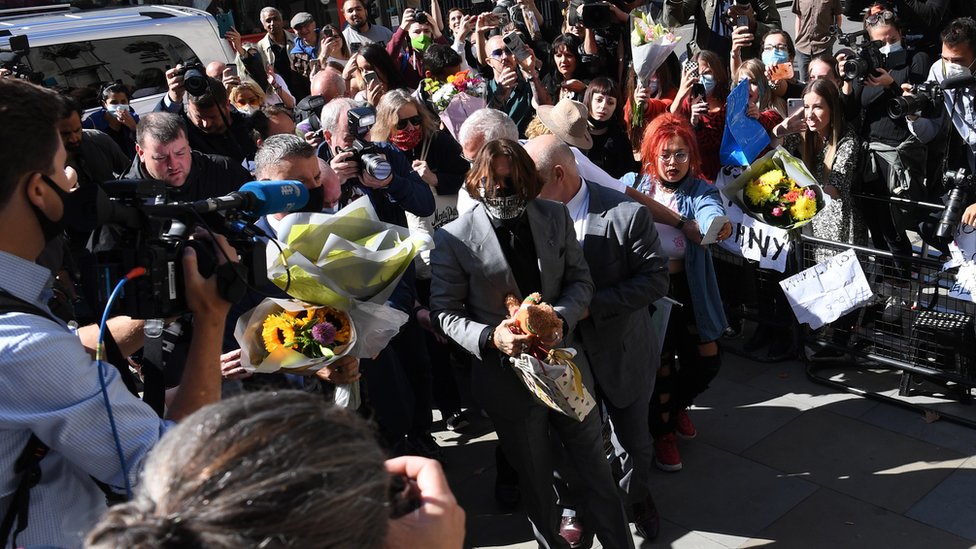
left=504, top=292, right=564, bottom=359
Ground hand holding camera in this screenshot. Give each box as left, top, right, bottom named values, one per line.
left=183, top=231, right=238, bottom=320
left=383, top=456, right=466, bottom=549
left=165, top=64, right=187, bottom=103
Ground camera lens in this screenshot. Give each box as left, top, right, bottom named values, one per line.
left=362, top=153, right=392, bottom=180
left=183, top=67, right=209, bottom=96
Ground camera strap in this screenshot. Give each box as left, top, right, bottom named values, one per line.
left=0, top=290, right=54, bottom=549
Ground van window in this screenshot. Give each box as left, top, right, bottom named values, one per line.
left=24, top=34, right=199, bottom=110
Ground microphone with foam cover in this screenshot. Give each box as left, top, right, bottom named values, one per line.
left=190, top=180, right=309, bottom=217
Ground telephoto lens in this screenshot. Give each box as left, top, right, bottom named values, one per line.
left=362, top=153, right=392, bottom=180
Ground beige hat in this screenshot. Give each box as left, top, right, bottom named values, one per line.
left=535, top=97, right=593, bottom=151
left=290, top=12, right=315, bottom=29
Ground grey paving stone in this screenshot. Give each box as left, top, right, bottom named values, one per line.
left=858, top=402, right=976, bottom=457
left=649, top=441, right=818, bottom=540
left=742, top=409, right=969, bottom=514
left=689, top=377, right=804, bottom=455
left=906, top=459, right=976, bottom=542
left=744, top=488, right=974, bottom=549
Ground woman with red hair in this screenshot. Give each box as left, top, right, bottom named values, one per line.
left=623, top=113, right=731, bottom=472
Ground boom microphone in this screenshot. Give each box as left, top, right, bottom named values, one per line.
left=190, top=180, right=309, bottom=217
left=941, top=73, right=976, bottom=90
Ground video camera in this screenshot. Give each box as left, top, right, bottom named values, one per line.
left=339, top=106, right=392, bottom=180
left=937, top=169, right=976, bottom=240
left=832, top=27, right=907, bottom=82
left=566, top=0, right=611, bottom=29
left=174, top=61, right=209, bottom=96
left=93, top=179, right=308, bottom=319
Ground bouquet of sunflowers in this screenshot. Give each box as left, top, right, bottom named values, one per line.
left=419, top=70, right=486, bottom=141
left=723, top=147, right=826, bottom=230
left=240, top=299, right=357, bottom=374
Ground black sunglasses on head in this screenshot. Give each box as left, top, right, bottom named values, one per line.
left=396, top=115, right=423, bottom=130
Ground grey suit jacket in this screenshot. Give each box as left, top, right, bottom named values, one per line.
left=430, top=199, right=594, bottom=362
left=576, top=181, right=670, bottom=409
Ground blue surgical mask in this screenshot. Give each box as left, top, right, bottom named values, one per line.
left=762, top=49, right=790, bottom=67
left=700, top=74, right=716, bottom=96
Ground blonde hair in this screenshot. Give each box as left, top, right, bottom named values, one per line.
left=372, top=88, right=440, bottom=142
left=229, top=80, right=266, bottom=106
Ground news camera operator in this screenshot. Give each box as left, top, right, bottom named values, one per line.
left=156, top=66, right=259, bottom=165
left=849, top=6, right=931, bottom=279
left=0, top=78, right=235, bottom=548
left=902, top=17, right=976, bottom=232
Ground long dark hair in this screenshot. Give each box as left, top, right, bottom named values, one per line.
left=465, top=139, right=544, bottom=201
left=358, top=43, right=407, bottom=91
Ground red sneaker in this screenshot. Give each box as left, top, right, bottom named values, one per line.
left=654, top=433, right=682, bottom=472
left=675, top=408, right=697, bottom=440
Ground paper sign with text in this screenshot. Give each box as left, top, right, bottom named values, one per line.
left=716, top=195, right=792, bottom=272
left=946, top=223, right=976, bottom=303
left=779, top=248, right=874, bottom=329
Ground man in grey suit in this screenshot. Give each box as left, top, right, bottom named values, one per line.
left=527, top=135, right=670, bottom=541
left=430, top=139, right=634, bottom=549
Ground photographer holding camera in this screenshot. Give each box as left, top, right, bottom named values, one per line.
left=851, top=5, right=931, bottom=278
left=0, top=78, right=235, bottom=547
left=903, top=17, right=976, bottom=229
left=157, top=65, right=259, bottom=165
left=388, top=8, right=450, bottom=89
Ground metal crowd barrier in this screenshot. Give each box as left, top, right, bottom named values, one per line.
left=802, top=235, right=976, bottom=425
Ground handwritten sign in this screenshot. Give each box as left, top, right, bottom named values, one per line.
left=717, top=196, right=792, bottom=272
left=946, top=223, right=976, bottom=303
left=779, top=248, right=874, bottom=329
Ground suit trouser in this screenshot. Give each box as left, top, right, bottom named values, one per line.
left=606, top=392, right=654, bottom=504
left=475, top=350, right=634, bottom=549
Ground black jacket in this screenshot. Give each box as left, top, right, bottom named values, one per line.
left=154, top=97, right=259, bottom=163
left=124, top=150, right=251, bottom=202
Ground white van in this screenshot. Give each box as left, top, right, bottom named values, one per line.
left=0, top=5, right=234, bottom=114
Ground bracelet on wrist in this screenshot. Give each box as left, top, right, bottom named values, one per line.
left=675, top=216, right=687, bottom=230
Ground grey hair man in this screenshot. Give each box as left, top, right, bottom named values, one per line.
left=457, top=107, right=519, bottom=161
left=526, top=134, right=669, bottom=542
left=254, top=133, right=331, bottom=217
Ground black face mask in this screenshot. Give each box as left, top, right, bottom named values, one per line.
left=661, top=171, right=690, bottom=191
left=299, top=185, right=326, bottom=213
left=28, top=174, right=73, bottom=244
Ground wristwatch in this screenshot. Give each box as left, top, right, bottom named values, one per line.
left=674, top=216, right=687, bottom=230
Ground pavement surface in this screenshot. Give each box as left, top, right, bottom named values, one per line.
left=433, top=7, right=976, bottom=548
left=434, top=338, right=976, bottom=548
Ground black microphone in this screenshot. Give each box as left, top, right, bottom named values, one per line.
left=941, top=73, right=976, bottom=90
left=190, top=181, right=309, bottom=217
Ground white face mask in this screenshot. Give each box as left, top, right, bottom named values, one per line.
left=109, top=104, right=128, bottom=115
left=237, top=104, right=260, bottom=116
left=879, top=42, right=903, bottom=55
left=944, top=60, right=973, bottom=79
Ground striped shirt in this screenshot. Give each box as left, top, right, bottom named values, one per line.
left=0, top=251, right=169, bottom=547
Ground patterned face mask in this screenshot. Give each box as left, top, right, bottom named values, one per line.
left=479, top=177, right=527, bottom=220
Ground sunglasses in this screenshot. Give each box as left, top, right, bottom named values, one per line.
left=865, top=9, right=895, bottom=27
left=396, top=115, right=423, bottom=130
left=489, top=47, right=513, bottom=59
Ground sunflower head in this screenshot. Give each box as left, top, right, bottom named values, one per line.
left=261, top=313, right=297, bottom=353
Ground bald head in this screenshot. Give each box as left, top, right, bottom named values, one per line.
left=311, top=67, right=347, bottom=103
left=206, top=61, right=226, bottom=80
left=525, top=135, right=580, bottom=204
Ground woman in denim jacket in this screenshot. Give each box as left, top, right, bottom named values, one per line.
left=622, top=113, right=730, bottom=472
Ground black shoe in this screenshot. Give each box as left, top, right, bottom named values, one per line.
left=445, top=411, right=471, bottom=432
left=632, top=495, right=660, bottom=540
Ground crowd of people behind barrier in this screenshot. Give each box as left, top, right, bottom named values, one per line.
left=3, top=0, right=976, bottom=546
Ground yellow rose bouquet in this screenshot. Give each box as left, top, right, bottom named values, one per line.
left=723, top=146, right=827, bottom=230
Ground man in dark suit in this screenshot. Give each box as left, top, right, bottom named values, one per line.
left=527, top=135, right=670, bottom=542
left=430, top=139, right=634, bottom=549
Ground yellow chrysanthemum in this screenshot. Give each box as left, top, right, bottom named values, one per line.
left=790, top=195, right=818, bottom=221
left=447, top=75, right=456, bottom=83
left=757, top=169, right=787, bottom=188
left=262, top=313, right=296, bottom=353
left=745, top=179, right=774, bottom=205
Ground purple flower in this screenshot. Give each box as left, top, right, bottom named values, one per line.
left=312, top=322, right=336, bottom=346
left=804, top=189, right=816, bottom=200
